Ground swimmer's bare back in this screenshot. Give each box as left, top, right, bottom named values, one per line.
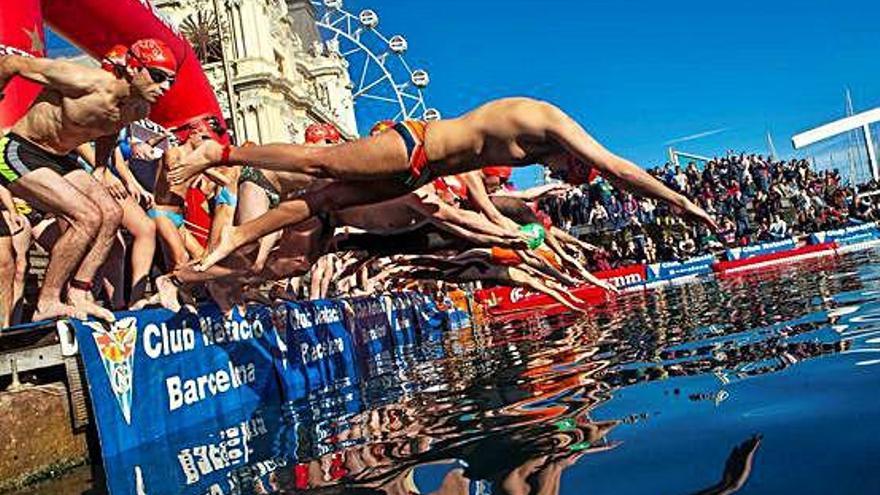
left=168, top=98, right=559, bottom=182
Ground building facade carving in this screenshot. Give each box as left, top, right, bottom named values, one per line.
left=155, top=0, right=357, bottom=144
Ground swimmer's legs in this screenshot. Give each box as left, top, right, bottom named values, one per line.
left=0, top=236, right=14, bottom=327
left=64, top=171, right=122, bottom=322
left=10, top=214, right=31, bottom=324
left=9, top=169, right=102, bottom=321
left=169, top=130, right=408, bottom=185
left=237, top=181, right=281, bottom=273
left=197, top=179, right=405, bottom=271
left=119, top=195, right=156, bottom=303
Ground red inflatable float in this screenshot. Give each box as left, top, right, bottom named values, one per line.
left=0, top=0, right=223, bottom=131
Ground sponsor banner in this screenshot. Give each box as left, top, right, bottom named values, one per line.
left=810, top=222, right=880, bottom=246
left=596, top=264, right=647, bottom=288
left=407, top=292, right=447, bottom=360
left=715, top=243, right=837, bottom=275
left=345, top=297, right=395, bottom=380
left=344, top=296, right=399, bottom=407
left=726, top=238, right=795, bottom=261
left=279, top=300, right=360, bottom=402
left=383, top=294, right=419, bottom=357
left=71, top=304, right=285, bottom=495
left=647, top=254, right=716, bottom=282
left=73, top=294, right=455, bottom=494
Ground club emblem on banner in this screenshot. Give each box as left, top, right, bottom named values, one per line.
left=86, top=317, right=138, bottom=425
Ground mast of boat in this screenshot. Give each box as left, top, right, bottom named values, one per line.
left=766, top=130, right=778, bottom=162
left=845, top=87, right=858, bottom=185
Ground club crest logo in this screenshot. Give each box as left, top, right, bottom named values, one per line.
left=87, top=317, right=138, bottom=425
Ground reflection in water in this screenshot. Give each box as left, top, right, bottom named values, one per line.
left=35, top=250, right=880, bottom=494
left=247, top=249, right=880, bottom=494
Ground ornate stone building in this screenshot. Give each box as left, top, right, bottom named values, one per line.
left=155, top=0, right=357, bottom=144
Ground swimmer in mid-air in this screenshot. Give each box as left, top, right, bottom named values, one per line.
left=169, top=97, right=717, bottom=271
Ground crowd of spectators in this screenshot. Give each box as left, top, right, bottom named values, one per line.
left=540, top=153, right=880, bottom=270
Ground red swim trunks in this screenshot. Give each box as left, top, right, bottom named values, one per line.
left=391, top=120, right=434, bottom=188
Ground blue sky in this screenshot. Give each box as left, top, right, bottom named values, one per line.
left=48, top=0, right=880, bottom=187
left=363, top=0, right=880, bottom=186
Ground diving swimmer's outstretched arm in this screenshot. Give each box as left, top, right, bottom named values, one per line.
left=459, top=171, right=522, bottom=232
left=548, top=108, right=717, bottom=231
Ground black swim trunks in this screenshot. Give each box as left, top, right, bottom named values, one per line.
left=0, top=133, right=83, bottom=186
left=240, top=166, right=281, bottom=208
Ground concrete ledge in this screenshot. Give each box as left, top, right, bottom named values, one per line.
left=0, top=383, right=89, bottom=492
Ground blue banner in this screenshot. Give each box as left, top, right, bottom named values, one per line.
left=383, top=294, right=419, bottom=359
left=72, top=305, right=285, bottom=495
left=345, top=296, right=395, bottom=380
left=277, top=300, right=359, bottom=403
left=810, top=222, right=880, bottom=246
left=73, top=293, right=455, bottom=494
left=647, top=254, right=716, bottom=281
left=407, top=292, right=447, bottom=361
left=725, top=238, right=796, bottom=261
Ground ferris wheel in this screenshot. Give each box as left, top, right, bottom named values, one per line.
left=310, top=0, right=440, bottom=133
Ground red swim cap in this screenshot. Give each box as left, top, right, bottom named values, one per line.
left=101, top=45, right=129, bottom=73
left=129, top=38, right=178, bottom=73
left=305, top=123, right=341, bottom=144
left=433, top=175, right=469, bottom=201
left=370, top=120, right=395, bottom=136
left=483, top=165, right=513, bottom=180
left=173, top=114, right=225, bottom=143
left=564, top=156, right=598, bottom=186
left=536, top=211, right=553, bottom=230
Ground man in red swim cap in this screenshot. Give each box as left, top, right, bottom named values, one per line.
left=0, top=38, right=178, bottom=321
left=170, top=98, right=716, bottom=272
left=305, top=122, right=342, bottom=145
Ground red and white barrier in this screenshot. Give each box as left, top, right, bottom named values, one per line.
left=476, top=234, right=877, bottom=316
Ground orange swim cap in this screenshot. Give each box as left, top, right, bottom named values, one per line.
left=490, top=246, right=523, bottom=267
left=129, top=38, right=178, bottom=74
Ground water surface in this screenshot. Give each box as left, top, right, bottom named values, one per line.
left=24, top=250, right=880, bottom=494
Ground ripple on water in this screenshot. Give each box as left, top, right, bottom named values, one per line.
left=25, top=251, right=880, bottom=494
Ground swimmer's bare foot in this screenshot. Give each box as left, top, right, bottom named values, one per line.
left=32, top=301, right=86, bottom=322
left=130, top=293, right=160, bottom=311
left=154, top=275, right=181, bottom=313
left=68, top=289, right=116, bottom=322
left=196, top=226, right=240, bottom=272
left=168, top=140, right=224, bottom=186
